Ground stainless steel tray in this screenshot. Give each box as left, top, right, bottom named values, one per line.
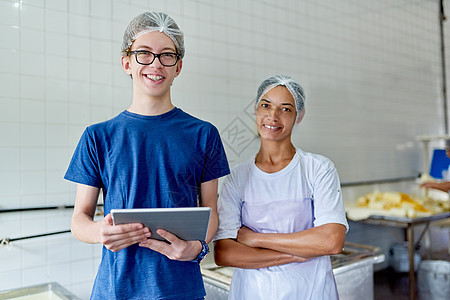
left=331, top=242, right=383, bottom=269
left=0, top=282, right=81, bottom=300
left=357, top=212, right=450, bottom=227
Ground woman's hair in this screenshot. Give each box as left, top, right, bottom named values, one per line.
left=255, top=75, right=306, bottom=119
left=121, top=12, right=185, bottom=58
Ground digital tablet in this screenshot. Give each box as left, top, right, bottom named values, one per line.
left=110, top=207, right=211, bottom=242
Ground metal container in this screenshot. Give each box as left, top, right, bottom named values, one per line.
left=202, top=242, right=384, bottom=300
left=417, top=260, right=450, bottom=300
left=333, top=254, right=385, bottom=300
left=0, top=282, right=81, bottom=300
left=203, top=276, right=229, bottom=300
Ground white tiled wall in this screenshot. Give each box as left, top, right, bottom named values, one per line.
left=0, top=0, right=448, bottom=298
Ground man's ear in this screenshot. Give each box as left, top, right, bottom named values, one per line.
left=296, top=109, right=305, bottom=124
left=121, top=55, right=132, bottom=76
left=175, top=59, right=183, bottom=77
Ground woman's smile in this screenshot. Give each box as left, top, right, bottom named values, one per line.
left=263, top=124, right=282, bottom=131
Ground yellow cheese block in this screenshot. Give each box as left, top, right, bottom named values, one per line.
left=348, top=191, right=448, bottom=220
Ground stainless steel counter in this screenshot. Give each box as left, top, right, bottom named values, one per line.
left=202, top=242, right=384, bottom=300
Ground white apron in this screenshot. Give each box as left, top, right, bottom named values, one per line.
left=228, top=156, right=339, bottom=300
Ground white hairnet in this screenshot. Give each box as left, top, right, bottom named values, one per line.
left=121, top=12, right=185, bottom=58
left=255, top=75, right=305, bottom=120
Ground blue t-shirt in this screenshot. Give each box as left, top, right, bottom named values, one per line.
left=64, top=108, right=230, bottom=300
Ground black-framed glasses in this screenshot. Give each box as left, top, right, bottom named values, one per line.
left=128, top=50, right=180, bottom=67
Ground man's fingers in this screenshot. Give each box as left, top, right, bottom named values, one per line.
left=107, top=222, right=146, bottom=235
left=104, top=213, right=114, bottom=225
left=104, top=230, right=151, bottom=252
left=139, top=238, right=172, bottom=255
left=99, top=219, right=151, bottom=252
left=156, top=229, right=178, bottom=244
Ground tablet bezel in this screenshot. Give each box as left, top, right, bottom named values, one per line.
left=110, top=207, right=211, bottom=242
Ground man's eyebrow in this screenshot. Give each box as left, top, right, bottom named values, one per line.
left=133, top=45, right=177, bottom=52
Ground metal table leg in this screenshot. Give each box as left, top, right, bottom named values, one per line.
left=407, top=224, right=416, bottom=300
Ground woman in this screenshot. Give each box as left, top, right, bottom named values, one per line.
left=214, top=75, right=349, bottom=299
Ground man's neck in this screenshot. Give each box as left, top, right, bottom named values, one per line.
left=128, top=92, right=175, bottom=116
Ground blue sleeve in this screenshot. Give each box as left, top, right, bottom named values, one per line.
left=201, top=125, right=230, bottom=183
left=64, top=127, right=102, bottom=188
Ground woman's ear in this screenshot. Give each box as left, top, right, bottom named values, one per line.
left=296, top=109, right=305, bottom=124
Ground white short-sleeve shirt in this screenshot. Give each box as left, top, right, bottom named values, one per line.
left=215, top=148, right=348, bottom=241
left=214, top=148, right=349, bottom=300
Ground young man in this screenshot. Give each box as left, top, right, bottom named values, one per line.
left=65, top=12, right=230, bottom=299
